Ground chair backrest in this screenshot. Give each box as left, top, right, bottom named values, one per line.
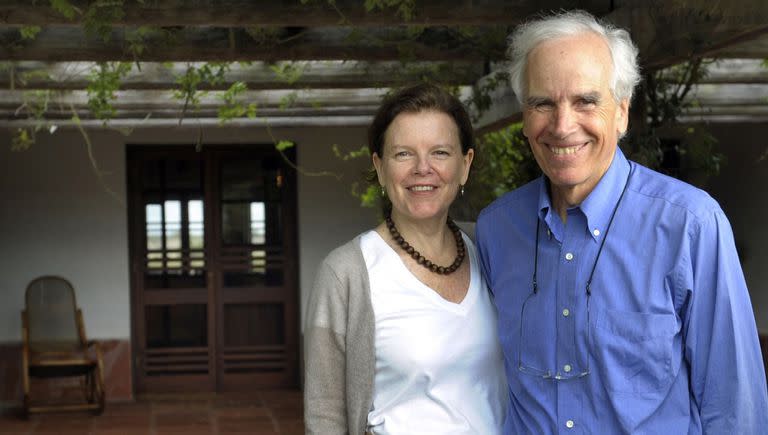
left=25, top=276, right=81, bottom=352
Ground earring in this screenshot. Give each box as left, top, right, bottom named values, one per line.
left=460, top=184, right=465, bottom=196
left=381, top=185, right=386, bottom=196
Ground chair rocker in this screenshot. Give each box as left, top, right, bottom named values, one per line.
left=21, top=276, right=105, bottom=416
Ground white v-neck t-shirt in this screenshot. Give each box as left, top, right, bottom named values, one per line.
left=361, top=230, right=507, bottom=435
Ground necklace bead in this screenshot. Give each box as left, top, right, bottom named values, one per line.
left=385, top=214, right=465, bottom=275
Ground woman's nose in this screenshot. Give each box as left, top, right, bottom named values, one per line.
left=413, top=154, right=432, bottom=175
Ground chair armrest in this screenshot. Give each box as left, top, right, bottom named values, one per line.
left=86, top=340, right=105, bottom=362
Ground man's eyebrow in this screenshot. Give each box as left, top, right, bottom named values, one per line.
left=525, top=96, right=552, bottom=107
left=576, top=92, right=601, bottom=102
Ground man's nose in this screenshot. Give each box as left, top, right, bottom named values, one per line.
left=551, top=105, right=577, bottom=137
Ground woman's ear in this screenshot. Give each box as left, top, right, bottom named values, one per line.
left=461, top=148, right=475, bottom=185
left=372, top=152, right=385, bottom=186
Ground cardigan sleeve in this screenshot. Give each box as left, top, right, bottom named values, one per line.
left=304, top=257, right=350, bottom=434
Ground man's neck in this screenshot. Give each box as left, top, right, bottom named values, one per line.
left=550, top=185, right=590, bottom=224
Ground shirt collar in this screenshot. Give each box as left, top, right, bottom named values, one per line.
left=536, top=147, right=631, bottom=242
left=580, top=148, right=631, bottom=242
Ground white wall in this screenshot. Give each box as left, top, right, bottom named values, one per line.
left=704, top=123, right=768, bottom=334
left=0, top=129, right=129, bottom=341
left=0, top=125, right=378, bottom=342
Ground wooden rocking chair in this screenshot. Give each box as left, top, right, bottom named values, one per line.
left=21, top=276, right=105, bottom=416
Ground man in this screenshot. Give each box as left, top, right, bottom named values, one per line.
left=476, top=10, right=768, bottom=434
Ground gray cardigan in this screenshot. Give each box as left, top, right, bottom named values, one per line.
left=304, top=236, right=375, bottom=434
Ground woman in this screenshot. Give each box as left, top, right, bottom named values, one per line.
left=304, top=83, right=507, bottom=434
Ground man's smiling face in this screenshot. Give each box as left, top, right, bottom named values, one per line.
left=522, top=32, right=629, bottom=205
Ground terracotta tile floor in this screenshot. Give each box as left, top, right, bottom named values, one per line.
left=0, top=390, right=304, bottom=434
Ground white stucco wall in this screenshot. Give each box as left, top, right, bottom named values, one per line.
left=0, top=129, right=130, bottom=341
left=0, top=125, right=378, bottom=342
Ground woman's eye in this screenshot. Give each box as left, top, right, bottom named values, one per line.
left=395, top=151, right=410, bottom=158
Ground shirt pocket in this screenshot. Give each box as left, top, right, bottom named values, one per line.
left=592, top=308, right=678, bottom=394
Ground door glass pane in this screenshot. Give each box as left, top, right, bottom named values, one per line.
left=146, top=304, right=207, bottom=348
left=164, top=200, right=182, bottom=268
left=188, top=199, right=205, bottom=269
left=146, top=204, right=163, bottom=269
left=188, top=200, right=204, bottom=249
left=220, top=158, right=284, bottom=288
left=141, top=157, right=206, bottom=289
left=221, top=160, right=282, bottom=246
left=250, top=202, right=265, bottom=245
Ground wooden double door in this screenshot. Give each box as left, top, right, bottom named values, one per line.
left=127, top=145, right=298, bottom=392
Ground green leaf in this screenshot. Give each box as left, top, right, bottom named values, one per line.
left=50, top=0, right=80, bottom=19
left=19, top=26, right=42, bottom=40
left=275, top=140, right=295, bottom=151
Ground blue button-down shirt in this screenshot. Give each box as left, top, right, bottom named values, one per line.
left=476, top=149, right=768, bottom=434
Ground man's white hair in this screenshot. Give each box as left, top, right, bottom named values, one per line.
left=508, top=10, right=641, bottom=105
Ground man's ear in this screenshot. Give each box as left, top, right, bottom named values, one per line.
left=617, top=98, right=630, bottom=136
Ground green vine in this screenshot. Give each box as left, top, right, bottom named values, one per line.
left=172, top=62, right=231, bottom=123
left=87, top=62, right=133, bottom=122
left=364, top=0, right=417, bottom=21
left=49, top=0, right=80, bottom=19
left=19, top=26, right=42, bottom=40
left=218, top=81, right=258, bottom=123
left=82, top=0, right=127, bottom=42
left=624, top=59, right=723, bottom=184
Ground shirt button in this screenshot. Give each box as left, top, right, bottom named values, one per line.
left=562, top=308, right=570, bottom=317
left=564, top=364, right=572, bottom=373
left=565, top=252, right=574, bottom=261
left=593, top=229, right=600, bottom=236
left=566, top=420, right=574, bottom=429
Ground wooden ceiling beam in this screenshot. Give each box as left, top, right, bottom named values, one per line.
left=0, top=26, right=508, bottom=62
left=608, top=0, right=768, bottom=69
left=0, top=88, right=391, bottom=110
left=0, top=0, right=610, bottom=27
left=0, top=61, right=485, bottom=91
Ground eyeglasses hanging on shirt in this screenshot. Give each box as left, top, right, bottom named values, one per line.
left=517, top=165, right=634, bottom=380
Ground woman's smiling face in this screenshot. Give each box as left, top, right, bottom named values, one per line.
left=373, top=109, right=473, bottom=224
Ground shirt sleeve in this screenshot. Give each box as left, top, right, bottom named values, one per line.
left=303, top=259, right=349, bottom=435
left=682, top=208, right=768, bottom=434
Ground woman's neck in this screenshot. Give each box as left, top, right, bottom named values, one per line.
left=386, top=211, right=452, bottom=258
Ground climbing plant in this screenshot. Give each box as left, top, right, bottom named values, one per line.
left=623, top=58, right=723, bottom=186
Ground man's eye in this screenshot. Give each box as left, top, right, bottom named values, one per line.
left=395, top=151, right=410, bottom=158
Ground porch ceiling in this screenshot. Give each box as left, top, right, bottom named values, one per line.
left=0, top=0, right=767, bottom=130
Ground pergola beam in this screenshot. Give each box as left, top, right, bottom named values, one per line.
left=0, top=26, right=508, bottom=62
left=0, top=61, right=485, bottom=91
left=608, top=0, right=768, bottom=69
left=0, top=0, right=610, bottom=27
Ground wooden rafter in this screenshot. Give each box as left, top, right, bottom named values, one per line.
left=0, top=61, right=486, bottom=91
left=0, top=0, right=611, bottom=27
left=0, top=25, right=509, bottom=62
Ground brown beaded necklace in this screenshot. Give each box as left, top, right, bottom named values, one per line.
left=385, top=213, right=466, bottom=275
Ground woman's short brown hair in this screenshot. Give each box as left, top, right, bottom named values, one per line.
left=368, top=83, right=475, bottom=158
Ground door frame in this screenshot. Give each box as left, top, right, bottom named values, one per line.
left=126, top=144, right=300, bottom=394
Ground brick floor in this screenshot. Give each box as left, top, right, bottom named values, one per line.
left=0, top=390, right=304, bottom=435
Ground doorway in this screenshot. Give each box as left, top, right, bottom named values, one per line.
left=127, top=145, right=299, bottom=393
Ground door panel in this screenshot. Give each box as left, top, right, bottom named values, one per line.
left=214, top=152, right=297, bottom=389
left=128, top=146, right=298, bottom=393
